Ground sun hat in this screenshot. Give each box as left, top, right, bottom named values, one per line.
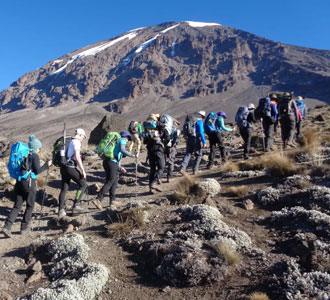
left=248, top=103, right=255, bottom=109
left=198, top=110, right=206, bottom=117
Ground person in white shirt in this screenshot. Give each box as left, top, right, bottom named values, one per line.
left=58, top=128, right=87, bottom=216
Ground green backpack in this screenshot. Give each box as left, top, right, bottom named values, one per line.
left=97, top=132, right=121, bottom=159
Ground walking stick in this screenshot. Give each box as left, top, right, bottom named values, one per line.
left=135, top=154, right=138, bottom=200
left=36, top=168, right=49, bottom=231
left=260, top=122, right=265, bottom=151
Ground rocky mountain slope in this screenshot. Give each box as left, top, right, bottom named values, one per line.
left=1, top=21, right=330, bottom=120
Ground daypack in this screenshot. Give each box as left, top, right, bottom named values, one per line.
left=256, top=97, right=272, bottom=118
left=52, top=136, right=72, bottom=167
left=279, top=97, right=293, bottom=115
left=7, top=142, right=36, bottom=181
left=235, top=106, right=250, bottom=128
left=158, top=114, right=174, bottom=135
left=143, top=119, right=158, bottom=131
left=204, top=112, right=217, bottom=134
left=128, top=121, right=139, bottom=134
left=182, top=113, right=199, bottom=137
left=97, top=132, right=121, bottom=159
left=296, top=100, right=305, bottom=118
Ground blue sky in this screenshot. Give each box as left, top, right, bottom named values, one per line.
left=0, top=0, right=329, bottom=92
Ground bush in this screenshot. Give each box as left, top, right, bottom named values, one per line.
left=249, top=292, right=269, bottom=300
left=173, top=174, right=200, bottom=204
left=260, top=153, right=297, bottom=177
left=226, top=186, right=248, bottom=197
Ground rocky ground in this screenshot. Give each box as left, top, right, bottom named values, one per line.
left=0, top=105, right=330, bottom=300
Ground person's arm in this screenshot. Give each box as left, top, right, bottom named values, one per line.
left=219, top=117, right=232, bottom=132
left=32, top=153, right=49, bottom=175
left=74, top=149, right=86, bottom=178
left=197, top=120, right=206, bottom=145
left=120, top=142, right=134, bottom=157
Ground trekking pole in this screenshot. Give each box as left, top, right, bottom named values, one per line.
left=135, top=154, right=138, bottom=200
left=36, top=168, right=49, bottom=231
left=260, top=122, right=265, bottom=151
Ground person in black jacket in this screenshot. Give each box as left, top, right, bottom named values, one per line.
left=2, top=136, right=52, bottom=238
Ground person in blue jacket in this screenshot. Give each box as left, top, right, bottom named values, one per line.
left=92, top=131, right=136, bottom=210
left=207, top=111, right=233, bottom=169
left=180, top=111, right=206, bottom=175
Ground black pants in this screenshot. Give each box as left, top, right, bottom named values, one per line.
left=5, top=179, right=36, bottom=230
left=296, top=120, right=303, bottom=139
left=59, top=166, right=87, bottom=210
left=165, top=146, right=177, bottom=178
left=208, top=131, right=226, bottom=166
left=149, top=150, right=165, bottom=185
left=263, top=120, right=275, bottom=151
left=281, top=114, right=296, bottom=144
left=98, top=159, right=118, bottom=203
left=240, top=127, right=253, bottom=158
left=181, top=137, right=203, bottom=171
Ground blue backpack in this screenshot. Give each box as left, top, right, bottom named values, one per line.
left=7, top=142, right=36, bottom=181
left=204, top=112, right=217, bottom=134
left=235, top=106, right=249, bottom=128
left=257, top=97, right=272, bottom=118
left=296, top=100, right=305, bottom=118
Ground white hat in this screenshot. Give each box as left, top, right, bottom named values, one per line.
left=74, top=128, right=87, bottom=138
left=248, top=103, right=255, bottom=109
left=198, top=110, right=206, bottom=117
left=296, top=96, right=303, bottom=100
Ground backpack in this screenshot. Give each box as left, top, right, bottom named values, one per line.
left=7, top=142, right=36, bottom=181
left=279, top=97, right=293, bottom=116
left=296, top=100, right=305, bottom=118
left=143, top=119, right=158, bottom=131
left=204, top=112, right=217, bottom=134
left=158, top=114, right=174, bottom=135
left=52, top=136, right=72, bottom=167
left=235, top=106, right=249, bottom=128
left=97, top=132, right=121, bottom=159
left=182, top=113, right=199, bottom=137
left=256, top=98, right=271, bottom=118
left=128, top=121, right=139, bottom=134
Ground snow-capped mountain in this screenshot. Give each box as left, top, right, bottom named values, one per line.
left=1, top=21, right=330, bottom=116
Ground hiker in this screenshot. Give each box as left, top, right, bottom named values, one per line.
left=128, top=120, right=142, bottom=157
left=180, top=111, right=206, bottom=175
left=92, top=131, right=136, bottom=210
left=236, top=103, right=257, bottom=160
left=295, top=96, right=307, bottom=139
left=269, top=94, right=279, bottom=136
left=58, top=128, right=88, bottom=217
left=2, top=136, right=52, bottom=238
left=205, top=111, right=233, bottom=169
left=158, top=115, right=180, bottom=182
left=255, top=97, right=278, bottom=152
left=143, top=114, right=165, bottom=193
left=278, top=92, right=299, bottom=148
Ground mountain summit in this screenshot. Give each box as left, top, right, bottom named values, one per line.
left=1, top=21, right=330, bottom=116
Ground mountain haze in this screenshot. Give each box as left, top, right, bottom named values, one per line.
left=1, top=21, right=330, bottom=119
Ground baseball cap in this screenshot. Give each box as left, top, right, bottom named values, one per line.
left=74, top=128, right=87, bottom=138
left=248, top=103, right=255, bottom=109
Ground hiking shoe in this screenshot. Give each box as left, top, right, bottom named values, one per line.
left=192, top=170, right=199, bottom=175
left=58, top=209, right=67, bottom=218
left=20, top=227, right=31, bottom=235
left=92, top=199, right=103, bottom=210
left=72, top=205, right=86, bottom=215
left=2, top=227, right=12, bottom=238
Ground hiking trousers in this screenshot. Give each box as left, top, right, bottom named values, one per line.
left=181, top=137, right=203, bottom=172
left=262, top=120, right=275, bottom=151
left=129, top=133, right=141, bottom=156
left=240, top=127, right=253, bottom=158
left=149, top=150, right=165, bottom=185
left=59, top=166, right=87, bottom=211
left=165, top=146, right=177, bottom=179
left=98, top=159, right=118, bottom=204
left=281, top=114, right=296, bottom=144
left=296, top=120, right=303, bottom=139
left=5, top=180, right=37, bottom=231
left=208, top=131, right=226, bottom=166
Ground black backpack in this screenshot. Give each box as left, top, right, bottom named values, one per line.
left=256, top=98, right=272, bottom=118
left=182, top=113, right=199, bottom=137
left=279, top=97, right=293, bottom=116
left=52, top=136, right=72, bottom=167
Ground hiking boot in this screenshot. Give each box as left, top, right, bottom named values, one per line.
left=92, top=199, right=103, bottom=210
left=150, top=182, right=162, bottom=192
left=58, top=209, right=67, bottom=218
left=72, top=205, right=86, bottom=215
left=2, top=227, right=12, bottom=238
left=20, top=227, right=31, bottom=235
left=192, top=170, right=199, bottom=175
left=179, top=169, right=185, bottom=176
left=167, top=177, right=171, bottom=183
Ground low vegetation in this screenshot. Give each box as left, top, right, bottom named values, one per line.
left=173, top=173, right=201, bottom=204
left=226, top=185, right=248, bottom=197
left=214, top=242, right=241, bottom=266
left=302, top=128, right=321, bottom=154
left=249, top=292, right=270, bottom=300
left=259, top=152, right=298, bottom=177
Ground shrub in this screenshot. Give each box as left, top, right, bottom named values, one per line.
left=215, top=242, right=241, bottom=266
left=173, top=174, right=200, bottom=204
left=302, top=128, right=321, bottom=154
left=226, top=186, right=248, bottom=197
left=220, top=161, right=240, bottom=173
left=260, top=153, right=297, bottom=177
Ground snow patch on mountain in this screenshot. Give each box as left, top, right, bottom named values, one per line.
left=185, top=21, right=221, bottom=27
left=161, top=23, right=180, bottom=33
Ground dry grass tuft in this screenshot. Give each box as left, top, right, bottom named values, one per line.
left=37, top=176, right=46, bottom=188
left=173, top=173, right=201, bottom=204
left=226, top=186, right=248, bottom=197
left=220, top=161, right=240, bottom=173
left=238, top=159, right=263, bottom=171
left=249, top=292, right=270, bottom=300
left=302, top=128, right=321, bottom=154
left=211, top=242, right=241, bottom=266
left=259, top=152, right=297, bottom=177
left=106, top=207, right=149, bottom=238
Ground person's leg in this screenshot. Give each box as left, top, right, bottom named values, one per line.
left=180, top=138, right=194, bottom=171
left=108, top=160, right=119, bottom=206
left=21, top=187, right=36, bottom=232
left=66, top=167, right=87, bottom=213
left=193, top=139, right=203, bottom=172
left=167, top=147, right=177, bottom=180
left=155, top=151, right=165, bottom=183
left=136, top=135, right=142, bottom=156
left=98, top=159, right=112, bottom=201
left=245, top=128, right=253, bottom=158
left=240, top=128, right=248, bottom=158
left=296, top=121, right=302, bottom=139
left=149, top=152, right=156, bottom=186
left=217, top=133, right=226, bottom=161
left=58, top=167, right=71, bottom=214
left=207, top=133, right=216, bottom=168
left=287, top=115, right=296, bottom=144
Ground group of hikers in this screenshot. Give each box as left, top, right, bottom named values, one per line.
left=1, top=92, right=306, bottom=238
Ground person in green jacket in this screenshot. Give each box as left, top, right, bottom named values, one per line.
left=128, top=121, right=143, bottom=157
